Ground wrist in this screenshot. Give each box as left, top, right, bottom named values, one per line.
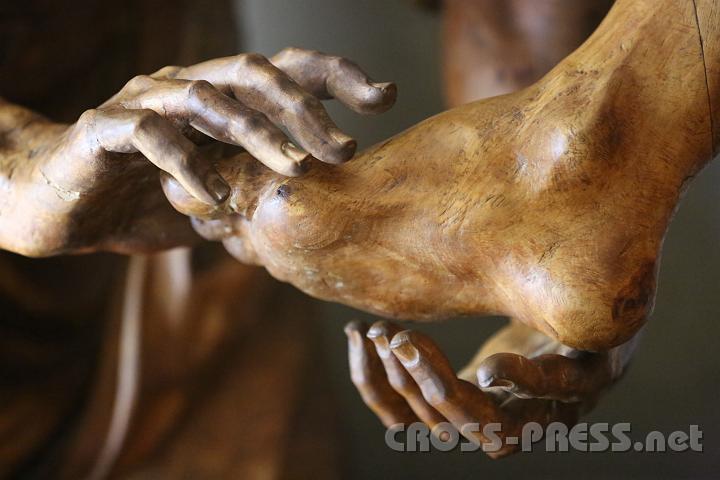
left=0, top=101, right=74, bottom=256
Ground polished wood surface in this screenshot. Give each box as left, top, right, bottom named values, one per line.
left=1, top=0, right=718, bottom=471
left=172, top=0, right=714, bottom=352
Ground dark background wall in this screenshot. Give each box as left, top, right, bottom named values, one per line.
left=235, top=1, right=720, bottom=478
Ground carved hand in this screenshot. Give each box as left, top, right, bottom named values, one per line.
left=0, top=48, right=395, bottom=256
left=345, top=319, right=637, bottom=457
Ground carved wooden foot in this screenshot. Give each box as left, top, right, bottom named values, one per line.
left=166, top=0, right=717, bottom=353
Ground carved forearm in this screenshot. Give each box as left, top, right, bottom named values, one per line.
left=0, top=48, right=397, bottom=257
left=0, top=97, right=64, bottom=142
left=0, top=99, right=73, bottom=255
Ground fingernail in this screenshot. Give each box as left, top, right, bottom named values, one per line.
left=370, top=81, right=394, bottom=94
left=282, top=141, right=310, bottom=163
left=205, top=172, right=230, bottom=202
left=327, top=129, right=357, bottom=164
left=329, top=128, right=354, bottom=145
left=344, top=320, right=363, bottom=338
left=358, top=82, right=397, bottom=115
left=367, top=323, right=392, bottom=357
left=494, top=379, right=516, bottom=390
left=281, top=142, right=311, bottom=175
left=366, top=322, right=389, bottom=340
left=370, top=82, right=397, bottom=106
left=390, top=333, right=419, bottom=365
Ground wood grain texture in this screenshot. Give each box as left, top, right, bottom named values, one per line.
left=171, top=0, right=718, bottom=352
left=695, top=0, right=720, bottom=154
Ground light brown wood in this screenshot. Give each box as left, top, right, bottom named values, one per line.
left=169, top=0, right=716, bottom=353
left=0, top=5, right=390, bottom=475
left=0, top=48, right=395, bottom=257
left=1, top=0, right=718, bottom=468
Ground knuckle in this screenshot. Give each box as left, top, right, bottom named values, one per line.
left=331, top=56, right=355, bottom=72
left=425, top=384, right=458, bottom=407
left=132, top=109, right=161, bottom=134
left=280, top=46, right=303, bottom=56
left=277, top=46, right=314, bottom=62
left=237, top=52, right=269, bottom=69
left=151, top=65, right=182, bottom=79
left=276, top=46, right=300, bottom=58
left=77, top=108, right=99, bottom=127
left=124, top=74, right=154, bottom=92
left=184, top=79, right=214, bottom=99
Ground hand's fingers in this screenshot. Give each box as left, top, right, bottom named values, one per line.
left=270, top=47, right=397, bottom=115
left=121, top=76, right=310, bottom=176
left=390, top=330, right=582, bottom=458
left=346, top=321, right=419, bottom=427
left=477, top=352, right=613, bottom=402
left=190, top=216, right=236, bottom=241
left=389, top=330, right=502, bottom=445
left=77, top=108, right=228, bottom=205
left=176, top=54, right=357, bottom=164
left=367, top=321, right=445, bottom=428
left=161, top=152, right=274, bottom=221
left=160, top=173, right=220, bottom=218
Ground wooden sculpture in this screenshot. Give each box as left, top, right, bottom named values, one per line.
left=0, top=0, right=716, bottom=469
left=0, top=51, right=395, bottom=257
left=0, top=2, right=393, bottom=477
left=160, top=0, right=719, bottom=454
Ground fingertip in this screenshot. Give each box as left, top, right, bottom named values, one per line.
left=476, top=364, right=496, bottom=389
left=370, top=81, right=395, bottom=92
left=280, top=142, right=312, bottom=175
left=367, top=81, right=398, bottom=113
left=389, top=330, right=420, bottom=366
left=477, top=353, right=519, bottom=387
left=280, top=159, right=310, bottom=177
left=304, top=129, right=356, bottom=165
left=389, top=329, right=412, bottom=348
left=326, top=131, right=357, bottom=164
left=344, top=319, right=367, bottom=338
left=477, top=353, right=545, bottom=397
left=476, top=368, right=516, bottom=391
left=344, top=81, right=397, bottom=115
left=160, top=172, right=219, bottom=217
left=367, top=320, right=391, bottom=340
